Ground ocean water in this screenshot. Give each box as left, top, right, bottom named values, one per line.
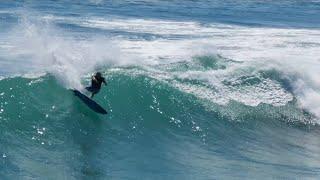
left=1, top=0, right=320, bottom=179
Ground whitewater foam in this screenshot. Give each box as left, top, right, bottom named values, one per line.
left=3, top=18, right=132, bottom=89
left=1, top=13, right=320, bottom=119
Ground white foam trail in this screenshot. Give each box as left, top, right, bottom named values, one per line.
left=38, top=16, right=319, bottom=64
left=138, top=61, right=293, bottom=107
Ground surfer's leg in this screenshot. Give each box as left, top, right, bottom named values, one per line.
left=86, top=86, right=93, bottom=92
left=86, top=87, right=100, bottom=98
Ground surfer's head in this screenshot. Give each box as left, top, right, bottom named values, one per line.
left=96, top=72, right=102, bottom=77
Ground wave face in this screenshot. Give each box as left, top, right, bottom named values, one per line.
left=1, top=0, right=320, bottom=179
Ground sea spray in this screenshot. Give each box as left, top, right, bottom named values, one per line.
left=4, top=15, right=127, bottom=89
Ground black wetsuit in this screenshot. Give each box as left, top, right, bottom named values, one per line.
left=91, top=76, right=106, bottom=89
left=86, top=76, right=106, bottom=96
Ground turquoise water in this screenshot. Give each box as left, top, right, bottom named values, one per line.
left=1, top=1, right=320, bottom=179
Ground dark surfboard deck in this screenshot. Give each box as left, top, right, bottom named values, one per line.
left=72, top=89, right=107, bottom=114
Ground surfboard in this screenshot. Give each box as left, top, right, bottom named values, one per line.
left=72, top=89, right=107, bottom=114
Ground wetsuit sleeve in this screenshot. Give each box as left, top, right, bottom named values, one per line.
left=92, top=76, right=99, bottom=83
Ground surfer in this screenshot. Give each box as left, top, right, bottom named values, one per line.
left=85, top=72, right=107, bottom=98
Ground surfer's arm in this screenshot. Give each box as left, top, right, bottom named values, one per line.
left=92, top=76, right=98, bottom=83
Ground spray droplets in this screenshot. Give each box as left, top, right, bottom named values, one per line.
left=32, top=126, right=48, bottom=145
left=37, top=127, right=46, bottom=135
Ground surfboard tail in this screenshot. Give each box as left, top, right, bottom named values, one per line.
left=72, top=89, right=108, bottom=114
